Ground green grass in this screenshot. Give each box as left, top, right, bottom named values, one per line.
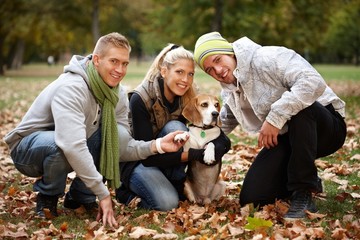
left=314, top=64, right=360, bottom=82
left=1, top=63, right=360, bottom=238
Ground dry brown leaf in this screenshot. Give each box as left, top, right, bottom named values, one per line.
left=129, top=226, right=158, bottom=238
left=153, top=233, right=178, bottom=239
left=331, top=227, right=348, bottom=239
left=92, top=226, right=112, bottom=240
left=0, top=225, right=29, bottom=239
left=7, top=186, right=17, bottom=196
left=162, top=221, right=176, bottom=233
left=227, top=223, right=244, bottom=236
left=306, top=211, right=327, bottom=220
left=188, top=205, right=206, bottom=221
left=60, top=221, right=68, bottom=232
left=350, top=192, right=360, bottom=199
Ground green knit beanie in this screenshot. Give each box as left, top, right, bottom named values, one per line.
left=194, top=32, right=234, bottom=70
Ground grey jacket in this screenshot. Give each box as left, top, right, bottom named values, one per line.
left=220, top=37, right=345, bottom=135
left=4, top=55, right=155, bottom=200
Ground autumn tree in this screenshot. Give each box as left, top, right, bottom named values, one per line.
left=324, top=0, right=360, bottom=65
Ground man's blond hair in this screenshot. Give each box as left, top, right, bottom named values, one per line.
left=93, top=32, right=131, bottom=57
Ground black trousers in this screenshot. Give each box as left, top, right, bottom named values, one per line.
left=239, top=102, right=346, bottom=207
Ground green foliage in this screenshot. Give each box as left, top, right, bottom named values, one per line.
left=324, top=0, right=360, bottom=64
left=2, top=0, right=360, bottom=68
left=244, top=216, right=273, bottom=230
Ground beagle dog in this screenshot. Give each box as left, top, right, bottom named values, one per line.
left=174, top=94, right=226, bottom=205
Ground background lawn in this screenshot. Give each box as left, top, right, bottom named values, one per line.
left=0, top=63, right=359, bottom=239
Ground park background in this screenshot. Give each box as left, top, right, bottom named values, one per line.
left=0, top=0, right=360, bottom=239
left=0, top=0, right=359, bottom=72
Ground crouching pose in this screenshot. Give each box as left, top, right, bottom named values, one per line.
left=193, top=32, right=346, bottom=219
left=4, top=32, right=187, bottom=227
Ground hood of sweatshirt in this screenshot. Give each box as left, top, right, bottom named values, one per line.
left=220, top=37, right=261, bottom=93
left=63, top=54, right=91, bottom=84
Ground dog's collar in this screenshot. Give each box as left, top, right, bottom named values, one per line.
left=189, top=123, right=215, bottom=130
left=189, top=124, right=217, bottom=139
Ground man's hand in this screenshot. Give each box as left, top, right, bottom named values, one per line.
left=258, top=121, right=280, bottom=149
left=96, top=195, right=118, bottom=228
left=161, top=130, right=189, bottom=152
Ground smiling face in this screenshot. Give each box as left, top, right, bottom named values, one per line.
left=92, top=46, right=130, bottom=88
left=202, top=54, right=237, bottom=84
left=161, top=58, right=195, bottom=103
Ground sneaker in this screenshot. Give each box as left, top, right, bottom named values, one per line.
left=284, top=190, right=317, bottom=219
left=36, top=193, right=59, bottom=218
left=64, top=192, right=98, bottom=211
left=115, top=185, right=136, bottom=204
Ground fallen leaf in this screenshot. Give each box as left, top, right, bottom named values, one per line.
left=129, top=226, right=158, bottom=238
left=244, top=216, right=273, bottom=230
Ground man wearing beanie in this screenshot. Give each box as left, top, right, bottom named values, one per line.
left=194, top=32, right=346, bottom=219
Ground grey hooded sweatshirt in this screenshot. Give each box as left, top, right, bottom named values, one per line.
left=220, top=37, right=345, bottom=135
left=5, top=55, right=155, bottom=200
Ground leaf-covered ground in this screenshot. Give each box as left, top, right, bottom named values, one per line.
left=0, top=69, right=360, bottom=239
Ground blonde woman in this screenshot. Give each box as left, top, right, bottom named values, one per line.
left=116, top=44, right=230, bottom=211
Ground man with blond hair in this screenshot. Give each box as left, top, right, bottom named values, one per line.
left=5, top=32, right=187, bottom=226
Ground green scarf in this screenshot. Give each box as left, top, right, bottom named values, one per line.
left=87, top=61, right=120, bottom=189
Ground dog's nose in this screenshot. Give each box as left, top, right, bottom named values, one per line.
left=212, top=111, right=219, bottom=117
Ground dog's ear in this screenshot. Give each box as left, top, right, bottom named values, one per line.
left=182, top=97, right=203, bottom=126
left=213, top=96, right=222, bottom=127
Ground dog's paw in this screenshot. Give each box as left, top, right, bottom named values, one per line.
left=174, top=132, right=190, bottom=142
left=211, top=180, right=226, bottom=200
left=203, top=142, right=216, bottom=165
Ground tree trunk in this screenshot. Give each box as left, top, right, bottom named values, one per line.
left=0, top=35, right=4, bottom=75
left=7, top=39, right=25, bottom=70
left=212, top=0, right=223, bottom=32
left=92, top=0, right=100, bottom=45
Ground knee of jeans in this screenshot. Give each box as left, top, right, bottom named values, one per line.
left=154, top=194, right=179, bottom=211
left=14, top=163, right=43, bottom=177
left=45, top=151, right=73, bottom=174
left=161, top=120, right=188, bottom=135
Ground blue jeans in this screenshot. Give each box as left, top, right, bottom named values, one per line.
left=10, top=128, right=101, bottom=204
left=128, top=120, right=187, bottom=211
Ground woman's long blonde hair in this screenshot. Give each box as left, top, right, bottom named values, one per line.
left=144, top=44, right=197, bottom=106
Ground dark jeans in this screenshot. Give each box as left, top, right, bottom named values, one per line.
left=240, top=102, right=346, bottom=206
